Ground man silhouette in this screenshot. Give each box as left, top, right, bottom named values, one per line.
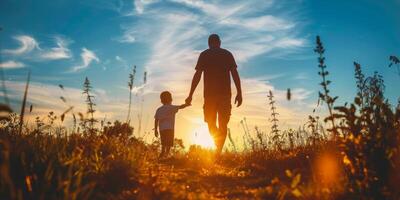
left=186, top=34, right=242, bottom=154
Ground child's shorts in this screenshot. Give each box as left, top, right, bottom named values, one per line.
left=160, top=129, right=174, bottom=147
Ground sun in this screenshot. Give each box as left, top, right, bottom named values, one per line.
left=191, top=123, right=216, bottom=149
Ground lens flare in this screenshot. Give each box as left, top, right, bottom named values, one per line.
left=315, top=153, right=340, bottom=185
left=191, top=123, right=216, bottom=149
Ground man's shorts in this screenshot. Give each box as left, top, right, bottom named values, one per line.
left=160, top=129, right=174, bottom=147
left=203, top=97, right=232, bottom=124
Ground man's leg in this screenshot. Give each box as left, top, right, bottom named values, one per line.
left=216, top=98, right=232, bottom=154
left=207, top=122, right=218, bottom=138
left=216, top=118, right=228, bottom=154
left=204, top=100, right=219, bottom=149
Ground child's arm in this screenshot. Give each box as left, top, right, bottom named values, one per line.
left=154, top=119, right=159, bottom=137
left=178, top=103, right=191, bottom=109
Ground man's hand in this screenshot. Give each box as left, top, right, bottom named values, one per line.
left=235, top=93, right=242, bottom=107
left=154, top=129, right=159, bottom=138
left=185, top=96, right=192, bottom=105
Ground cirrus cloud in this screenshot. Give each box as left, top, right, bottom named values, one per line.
left=40, top=36, right=72, bottom=60
left=71, top=48, right=100, bottom=72
left=2, top=35, right=39, bottom=55
left=2, top=35, right=73, bottom=61
left=0, top=60, right=25, bottom=69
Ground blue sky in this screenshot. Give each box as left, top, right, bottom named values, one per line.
left=1, top=0, right=399, bottom=146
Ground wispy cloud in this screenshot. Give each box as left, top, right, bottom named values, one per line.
left=220, top=15, right=294, bottom=31
left=71, top=48, right=100, bottom=72
left=133, top=0, right=158, bottom=14
left=2, top=35, right=73, bottom=61
left=115, top=55, right=129, bottom=68
left=2, top=35, right=39, bottom=55
left=40, top=36, right=72, bottom=60
left=0, top=60, right=25, bottom=69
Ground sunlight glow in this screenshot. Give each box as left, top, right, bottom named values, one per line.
left=315, top=153, right=340, bottom=185
left=191, top=123, right=216, bottom=149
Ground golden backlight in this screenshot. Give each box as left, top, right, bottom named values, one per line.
left=191, top=123, right=216, bottom=149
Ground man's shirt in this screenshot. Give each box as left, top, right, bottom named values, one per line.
left=195, top=47, right=237, bottom=99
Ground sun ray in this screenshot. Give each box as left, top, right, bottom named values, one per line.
left=191, top=123, right=215, bottom=149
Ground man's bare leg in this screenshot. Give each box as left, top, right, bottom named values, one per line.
left=217, top=120, right=228, bottom=154
left=207, top=122, right=220, bottom=150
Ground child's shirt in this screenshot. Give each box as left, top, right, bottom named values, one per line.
left=155, top=104, right=180, bottom=131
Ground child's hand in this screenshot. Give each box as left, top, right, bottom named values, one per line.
left=154, top=129, right=159, bottom=137
left=180, top=103, right=191, bottom=109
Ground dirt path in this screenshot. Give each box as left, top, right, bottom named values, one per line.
left=136, top=158, right=272, bottom=199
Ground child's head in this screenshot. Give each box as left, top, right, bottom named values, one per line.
left=160, top=91, right=172, bottom=105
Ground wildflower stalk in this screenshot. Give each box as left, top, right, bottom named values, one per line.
left=267, top=90, right=281, bottom=149
left=82, top=77, right=97, bottom=134
left=354, top=62, right=365, bottom=107
left=314, top=36, right=338, bottom=139
left=126, top=65, right=136, bottom=124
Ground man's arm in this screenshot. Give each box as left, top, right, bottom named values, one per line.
left=154, top=119, right=159, bottom=137
left=185, top=70, right=202, bottom=104
left=231, top=68, right=242, bottom=107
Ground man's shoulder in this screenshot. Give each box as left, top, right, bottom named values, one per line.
left=202, top=48, right=232, bottom=55
left=220, top=48, right=233, bottom=55
left=200, top=49, right=210, bottom=56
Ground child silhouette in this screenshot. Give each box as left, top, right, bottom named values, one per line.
left=154, top=91, right=190, bottom=158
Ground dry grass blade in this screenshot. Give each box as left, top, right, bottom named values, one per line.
left=19, top=71, right=31, bottom=134
left=60, top=106, right=74, bottom=122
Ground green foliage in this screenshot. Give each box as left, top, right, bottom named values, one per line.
left=314, top=37, right=400, bottom=199
left=333, top=67, right=400, bottom=199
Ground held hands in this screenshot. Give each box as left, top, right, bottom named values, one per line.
left=235, top=93, right=243, bottom=107
left=182, top=102, right=191, bottom=108
left=185, top=95, right=192, bottom=105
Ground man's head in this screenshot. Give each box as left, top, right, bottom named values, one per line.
left=160, top=91, right=172, bottom=105
left=208, top=34, right=221, bottom=48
